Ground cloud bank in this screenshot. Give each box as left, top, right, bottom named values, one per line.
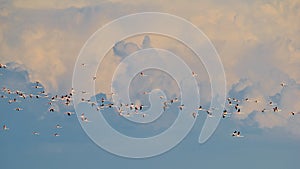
left=0, top=0, right=299, bottom=138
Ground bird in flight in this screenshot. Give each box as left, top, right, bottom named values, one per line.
left=290, top=112, right=300, bottom=116
left=192, top=112, right=198, bottom=119
left=80, top=113, right=90, bottom=122
left=232, top=131, right=244, bottom=137
left=206, top=110, right=214, bottom=118
left=15, top=107, right=23, bottom=111
left=0, top=63, right=7, bottom=68
left=2, top=125, right=9, bottom=131
left=65, top=111, right=74, bottom=116
left=179, top=104, right=184, bottom=110
left=142, top=91, right=150, bottom=95
left=55, top=124, right=62, bottom=129
left=235, top=108, right=243, bottom=115
left=139, top=72, right=148, bottom=77
left=261, top=108, right=269, bottom=113
left=222, top=109, right=231, bottom=118
left=254, top=99, right=260, bottom=103
left=280, top=82, right=287, bottom=87
left=273, top=106, right=281, bottom=112
left=32, top=131, right=40, bottom=136
left=53, top=133, right=60, bottom=137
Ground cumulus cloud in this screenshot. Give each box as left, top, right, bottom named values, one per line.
left=0, top=0, right=299, bottom=138
left=113, top=41, right=140, bottom=58
left=112, top=35, right=152, bottom=58
left=228, top=78, right=300, bottom=137
left=111, top=35, right=182, bottom=101
left=0, top=1, right=157, bottom=93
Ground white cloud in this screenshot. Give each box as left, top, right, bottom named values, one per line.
left=228, top=78, right=300, bottom=138
left=0, top=0, right=299, bottom=138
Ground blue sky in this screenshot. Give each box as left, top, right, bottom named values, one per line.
left=1, top=0, right=300, bottom=169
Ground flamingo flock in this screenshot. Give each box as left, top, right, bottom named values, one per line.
left=1, top=63, right=299, bottom=139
